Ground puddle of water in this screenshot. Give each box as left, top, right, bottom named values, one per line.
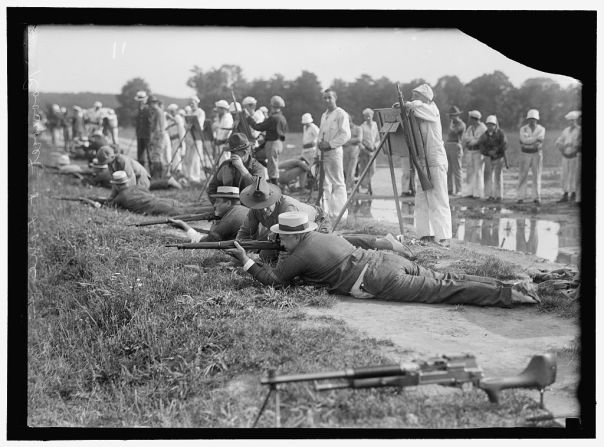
left=349, top=199, right=580, bottom=263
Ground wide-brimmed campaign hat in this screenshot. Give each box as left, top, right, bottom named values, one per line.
left=96, top=146, right=116, bottom=165
left=147, top=95, right=160, bottom=104
left=240, top=176, right=282, bottom=209
left=270, top=211, right=318, bottom=235
left=448, top=106, right=463, bottom=116
left=110, top=170, right=129, bottom=185
left=210, top=186, right=240, bottom=199
left=227, top=133, right=252, bottom=152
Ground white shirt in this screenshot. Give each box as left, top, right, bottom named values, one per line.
left=360, top=120, right=380, bottom=150
left=519, top=124, right=546, bottom=148
left=301, top=122, right=320, bottom=164
left=215, top=113, right=234, bottom=143
left=405, top=100, right=447, bottom=167
left=556, top=125, right=581, bottom=154
left=318, top=107, right=351, bottom=150
left=249, top=109, right=266, bottom=141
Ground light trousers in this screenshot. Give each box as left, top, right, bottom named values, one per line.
left=466, top=150, right=484, bottom=198
left=169, top=137, right=183, bottom=174
left=265, top=140, right=283, bottom=180
left=517, top=151, right=542, bottom=200
left=575, top=153, right=581, bottom=202
left=182, top=141, right=202, bottom=183
left=321, top=148, right=348, bottom=220
left=561, top=157, right=577, bottom=193
left=343, top=145, right=360, bottom=191
left=400, top=157, right=414, bottom=193
left=483, top=157, right=504, bottom=198
left=414, top=164, right=452, bottom=240
left=357, top=149, right=376, bottom=189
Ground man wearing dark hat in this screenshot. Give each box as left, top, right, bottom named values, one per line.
left=207, top=133, right=265, bottom=204
left=106, top=171, right=212, bottom=216
left=245, top=95, right=288, bottom=185
left=168, top=186, right=248, bottom=242
left=135, top=90, right=152, bottom=168
left=225, top=212, right=541, bottom=307
left=445, top=106, right=466, bottom=196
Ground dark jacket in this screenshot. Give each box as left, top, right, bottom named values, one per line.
left=478, top=128, right=507, bottom=160
left=207, top=157, right=265, bottom=203
left=247, top=111, right=287, bottom=141
left=135, top=104, right=152, bottom=139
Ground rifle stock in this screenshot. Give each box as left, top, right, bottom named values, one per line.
left=166, top=239, right=283, bottom=251
left=396, top=84, right=433, bottom=191
left=129, top=211, right=216, bottom=227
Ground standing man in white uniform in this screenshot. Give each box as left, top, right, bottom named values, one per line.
left=517, top=109, right=546, bottom=205
left=461, top=110, right=487, bottom=198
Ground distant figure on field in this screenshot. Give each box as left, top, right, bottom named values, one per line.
left=134, top=91, right=152, bottom=168
left=555, top=110, right=581, bottom=203
left=165, top=103, right=186, bottom=175
left=478, top=115, right=507, bottom=202
left=359, top=108, right=380, bottom=194
left=517, top=109, right=545, bottom=205
left=461, top=110, right=487, bottom=198
left=445, top=106, right=466, bottom=196
left=214, top=100, right=234, bottom=163
left=147, top=96, right=169, bottom=179
left=342, top=114, right=363, bottom=193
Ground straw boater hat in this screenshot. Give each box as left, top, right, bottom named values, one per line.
left=448, top=106, right=463, bottom=116
left=270, top=211, right=318, bottom=235
left=134, top=91, right=148, bottom=101
left=210, top=186, right=240, bottom=200
left=240, top=176, right=282, bottom=209
left=110, top=171, right=129, bottom=185
left=57, top=154, right=70, bottom=166
left=526, top=109, right=540, bottom=120
left=96, top=146, right=116, bottom=165
left=226, top=133, right=252, bottom=152
left=301, top=113, right=313, bottom=124
left=91, top=158, right=108, bottom=170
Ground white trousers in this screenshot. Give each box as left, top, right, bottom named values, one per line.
left=484, top=157, right=504, bottom=199
left=400, top=156, right=414, bottom=193
left=321, top=148, right=348, bottom=220
left=182, top=140, right=202, bottom=183
left=160, top=132, right=172, bottom=167
left=414, top=164, right=452, bottom=240
left=517, top=151, right=542, bottom=200
left=561, top=157, right=577, bottom=193
left=466, top=151, right=484, bottom=197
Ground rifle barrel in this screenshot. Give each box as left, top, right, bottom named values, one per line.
left=261, top=364, right=417, bottom=385
left=166, top=240, right=282, bottom=251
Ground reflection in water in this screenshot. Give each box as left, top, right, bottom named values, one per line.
left=349, top=199, right=579, bottom=263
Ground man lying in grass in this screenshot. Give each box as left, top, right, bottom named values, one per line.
left=224, top=211, right=541, bottom=307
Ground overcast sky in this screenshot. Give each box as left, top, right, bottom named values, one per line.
left=28, top=26, right=579, bottom=98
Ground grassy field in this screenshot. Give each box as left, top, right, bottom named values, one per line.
left=26, top=134, right=573, bottom=429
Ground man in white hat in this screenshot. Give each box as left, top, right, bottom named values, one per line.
left=70, top=105, right=86, bottom=142
left=85, top=101, right=105, bottom=134
left=300, top=112, right=319, bottom=167
left=206, top=133, right=266, bottom=204
left=165, top=104, right=185, bottom=175
left=97, top=146, right=151, bottom=199
left=187, top=95, right=212, bottom=180
left=317, top=89, right=352, bottom=220
left=168, top=186, right=249, bottom=242
left=134, top=90, right=152, bottom=168
left=359, top=108, right=380, bottom=194
left=517, top=109, right=546, bottom=205
left=106, top=171, right=212, bottom=216
left=555, top=111, right=581, bottom=203
left=245, top=95, right=288, bottom=186
left=214, top=99, right=234, bottom=163
left=225, top=211, right=540, bottom=307
left=47, top=104, right=66, bottom=149
left=242, top=96, right=266, bottom=145
left=478, top=115, right=508, bottom=202
left=461, top=110, right=487, bottom=198
left=342, top=114, right=364, bottom=193
left=402, top=84, right=452, bottom=248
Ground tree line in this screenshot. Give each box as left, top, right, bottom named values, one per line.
left=115, top=64, right=581, bottom=132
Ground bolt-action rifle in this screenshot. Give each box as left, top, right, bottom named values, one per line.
left=396, top=84, right=433, bottom=191
left=166, top=239, right=284, bottom=251
left=253, top=353, right=557, bottom=427
left=127, top=209, right=216, bottom=227
left=51, top=196, right=103, bottom=208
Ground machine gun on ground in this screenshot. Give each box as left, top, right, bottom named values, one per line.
left=253, top=353, right=557, bottom=427
left=165, top=239, right=283, bottom=251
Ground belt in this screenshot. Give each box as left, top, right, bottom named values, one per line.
left=467, top=147, right=481, bottom=151
left=303, top=142, right=315, bottom=149
left=349, top=264, right=374, bottom=299
left=562, top=152, right=578, bottom=159
left=521, top=147, right=540, bottom=154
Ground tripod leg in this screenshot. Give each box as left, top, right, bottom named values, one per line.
left=385, top=144, right=405, bottom=237
left=331, top=133, right=390, bottom=232
left=197, top=151, right=224, bottom=200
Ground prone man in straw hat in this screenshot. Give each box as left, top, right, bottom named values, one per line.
left=517, top=109, right=546, bottom=205
left=445, top=105, right=466, bottom=196
left=206, top=133, right=266, bottom=204
left=401, top=83, right=452, bottom=248
left=555, top=110, right=581, bottom=203
left=168, top=186, right=249, bottom=243
left=461, top=110, right=487, bottom=199
left=359, top=108, right=381, bottom=194
left=236, top=176, right=414, bottom=262
left=478, top=115, right=508, bottom=202
left=105, top=171, right=212, bottom=216
left=134, top=90, right=152, bottom=168
left=224, top=211, right=540, bottom=307
left=245, top=95, right=288, bottom=186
